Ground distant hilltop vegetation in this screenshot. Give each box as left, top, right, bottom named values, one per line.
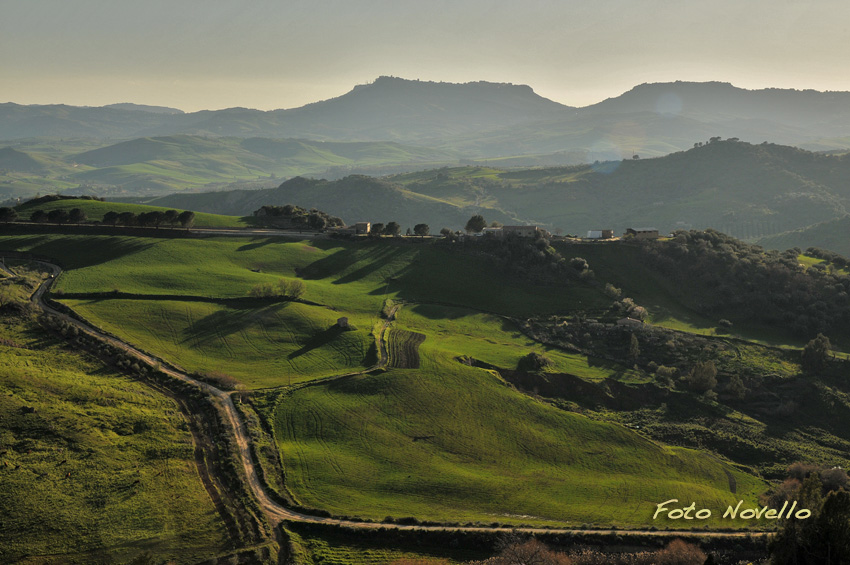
left=134, top=139, right=850, bottom=246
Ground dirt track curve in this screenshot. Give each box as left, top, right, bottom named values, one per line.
left=29, top=261, right=768, bottom=540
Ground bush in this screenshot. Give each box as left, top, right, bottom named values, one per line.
left=517, top=351, right=554, bottom=372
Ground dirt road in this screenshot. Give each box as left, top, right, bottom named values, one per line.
left=29, top=262, right=768, bottom=541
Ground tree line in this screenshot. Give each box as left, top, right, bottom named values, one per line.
left=0, top=207, right=196, bottom=229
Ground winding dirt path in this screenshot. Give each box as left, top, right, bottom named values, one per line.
left=28, top=262, right=768, bottom=541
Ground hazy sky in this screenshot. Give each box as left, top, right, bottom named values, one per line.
left=2, top=0, right=849, bottom=111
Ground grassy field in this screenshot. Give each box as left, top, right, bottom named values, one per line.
left=0, top=231, right=783, bottom=532
left=395, top=304, right=644, bottom=383
left=273, top=344, right=765, bottom=528
left=15, top=198, right=253, bottom=228
left=0, top=314, right=227, bottom=563
left=63, top=298, right=377, bottom=389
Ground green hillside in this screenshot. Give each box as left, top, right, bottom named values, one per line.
left=0, top=300, right=227, bottom=563
left=15, top=196, right=251, bottom=228
left=140, top=140, right=850, bottom=239
left=1, top=135, right=460, bottom=200
left=274, top=346, right=762, bottom=527
left=7, top=229, right=850, bottom=532
left=758, top=215, right=850, bottom=257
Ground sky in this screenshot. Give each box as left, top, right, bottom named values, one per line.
left=2, top=0, right=849, bottom=112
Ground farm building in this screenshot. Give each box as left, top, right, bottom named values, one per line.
left=328, top=221, right=372, bottom=235
left=625, top=227, right=660, bottom=240
left=586, top=229, right=614, bottom=239
left=616, top=317, right=645, bottom=329
left=502, top=225, right=549, bottom=238
left=354, top=222, right=371, bottom=234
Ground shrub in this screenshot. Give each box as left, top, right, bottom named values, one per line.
left=517, top=351, right=553, bottom=372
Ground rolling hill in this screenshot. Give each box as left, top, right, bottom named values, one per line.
left=137, top=140, right=850, bottom=239
left=758, top=215, right=850, bottom=257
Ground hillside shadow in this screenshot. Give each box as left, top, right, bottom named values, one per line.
left=236, top=237, right=277, bottom=252
left=407, top=302, right=476, bottom=321
left=300, top=243, right=413, bottom=285
left=1, top=235, right=156, bottom=270
left=288, top=325, right=346, bottom=359
left=181, top=303, right=288, bottom=345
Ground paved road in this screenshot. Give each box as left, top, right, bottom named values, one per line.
left=28, top=261, right=770, bottom=541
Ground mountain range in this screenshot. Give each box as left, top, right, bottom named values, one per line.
left=5, top=77, right=850, bottom=158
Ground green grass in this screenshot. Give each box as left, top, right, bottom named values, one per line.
left=285, top=524, right=481, bottom=565
left=0, top=315, right=226, bottom=563
left=61, top=298, right=377, bottom=389
left=15, top=198, right=253, bottom=228
left=274, top=344, right=765, bottom=528
left=396, top=304, right=643, bottom=383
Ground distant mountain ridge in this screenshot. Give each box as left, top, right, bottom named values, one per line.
left=0, top=77, right=571, bottom=142
left=5, top=78, right=850, bottom=157
left=103, top=103, right=184, bottom=115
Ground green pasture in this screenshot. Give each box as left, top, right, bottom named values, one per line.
left=0, top=234, right=606, bottom=316
left=396, top=304, right=644, bottom=382
left=15, top=198, right=252, bottom=228
left=62, top=298, right=377, bottom=389
left=274, top=345, right=765, bottom=528
left=0, top=316, right=225, bottom=563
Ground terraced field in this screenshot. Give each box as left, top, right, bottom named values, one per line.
left=386, top=328, right=426, bottom=368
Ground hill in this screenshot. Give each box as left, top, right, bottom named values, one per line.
left=0, top=77, right=572, bottom=142
left=0, top=135, right=460, bottom=199
left=142, top=174, right=520, bottom=228
left=0, top=147, right=46, bottom=172
left=139, top=140, right=850, bottom=239
left=758, top=215, right=850, bottom=257
left=583, top=81, right=850, bottom=131
left=104, top=103, right=184, bottom=114
left=0, top=232, right=772, bottom=529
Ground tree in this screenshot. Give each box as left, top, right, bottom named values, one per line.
left=802, top=333, right=832, bottom=373
left=68, top=208, right=87, bottom=224
left=163, top=209, right=180, bottom=226
left=687, top=360, right=717, bottom=394
left=479, top=538, right=570, bottom=565
left=726, top=375, right=747, bottom=400
left=569, top=257, right=588, bottom=272
left=439, top=227, right=452, bottom=238
left=628, top=333, right=640, bottom=361
left=102, top=211, right=119, bottom=226
left=384, top=222, right=401, bottom=236
left=307, top=213, right=327, bottom=230
left=30, top=210, right=48, bottom=223
left=370, top=223, right=384, bottom=237
left=178, top=210, right=195, bottom=229
left=414, top=223, right=430, bottom=237
left=117, top=211, right=136, bottom=226
left=465, top=214, right=486, bottom=233
left=147, top=211, right=165, bottom=229
left=769, top=473, right=826, bottom=564
left=0, top=207, right=17, bottom=223
left=47, top=209, right=70, bottom=225
left=405, top=227, right=412, bottom=236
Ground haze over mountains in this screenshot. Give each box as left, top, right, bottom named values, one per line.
left=5, top=77, right=850, bottom=156
left=4, top=76, right=850, bottom=255
left=141, top=140, right=850, bottom=242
